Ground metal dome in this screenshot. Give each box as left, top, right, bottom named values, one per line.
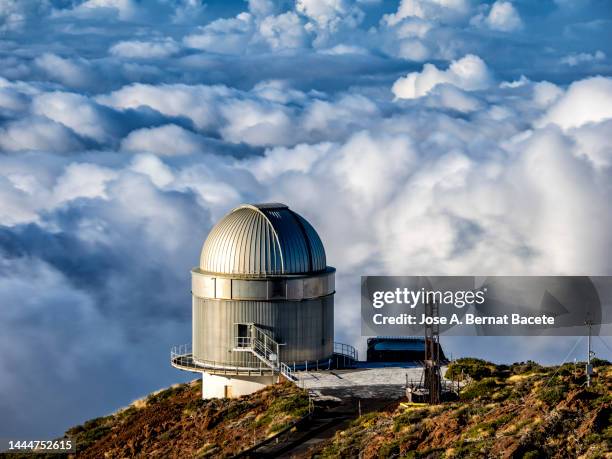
left=200, top=203, right=327, bottom=276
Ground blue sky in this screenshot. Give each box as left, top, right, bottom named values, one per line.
left=1, top=0, right=611, bottom=438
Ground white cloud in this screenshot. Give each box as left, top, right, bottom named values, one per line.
left=384, top=0, right=470, bottom=26
left=538, top=76, right=612, bottom=130
left=560, top=50, right=605, bottom=67
left=0, top=0, right=51, bottom=31
left=53, top=163, right=118, bottom=204
left=330, top=131, right=417, bottom=209
left=513, top=129, right=610, bottom=273
left=532, top=81, right=563, bottom=108
left=98, top=83, right=301, bottom=147
left=473, top=1, right=523, bottom=32
left=0, top=86, right=30, bottom=115
left=109, top=38, right=180, bottom=59
left=301, top=93, right=380, bottom=140
left=424, top=84, right=482, bottom=112
left=251, top=80, right=308, bottom=104
left=379, top=17, right=433, bottom=61
left=129, top=154, right=175, bottom=187
left=121, top=124, right=205, bottom=156
left=296, top=0, right=358, bottom=29
left=97, top=83, right=233, bottom=131
left=569, top=119, right=612, bottom=168
left=241, top=142, right=333, bottom=181
left=219, top=98, right=294, bottom=146
left=32, top=92, right=120, bottom=145
left=247, top=0, right=277, bottom=17
left=183, top=13, right=254, bottom=54
left=34, top=53, right=95, bottom=90
left=0, top=117, right=83, bottom=153
left=72, top=0, right=140, bottom=21
left=319, top=43, right=370, bottom=55
left=392, top=54, right=493, bottom=99
left=258, top=12, right=308, bottom=50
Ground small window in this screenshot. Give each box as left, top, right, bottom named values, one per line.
left=268, top=280, right=285, bottom=299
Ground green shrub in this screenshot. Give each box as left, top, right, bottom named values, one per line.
left=76, top=422, right=112, bottom=450
left=510, top=360, right=542, bottom=375
left=591, top=357, right=610, bottom=367
left=254, top=392, right=309, bottom=429
left=224, top=400, right=252, bottom=420
left=267, top=393, right=309, bottom=417
left=538, top=381, right=568, bottom=406
left=350, top=411, right=378, bottom=428
left=146, top=385, right=183, bottom=404
left=466, top=412, right=514, bottom=438
left=460, top=378, right=498, bottom=400
left=184, top=398, right=207, bottom=413
left=446, top=358, right=497, bottom=381
left=269, top=420, right=292, bottom=433
left=453, top=405, right=489, bottom=425
left=557, top=363, right=575, bottom=376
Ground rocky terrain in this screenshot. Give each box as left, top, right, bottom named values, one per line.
left=315, top=359, right=611, bottom=458
left=12, top=358, right=609, bottom=458
left=63, top=380, right=309, bottom=458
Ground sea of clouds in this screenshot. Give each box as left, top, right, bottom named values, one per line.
left=1, top=0, right=611, bottom=437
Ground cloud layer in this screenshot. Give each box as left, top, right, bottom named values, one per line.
left=1, top=0, right=612, bottom=439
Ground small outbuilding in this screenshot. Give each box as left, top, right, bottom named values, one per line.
left=367, top=337, right=447, bottom=363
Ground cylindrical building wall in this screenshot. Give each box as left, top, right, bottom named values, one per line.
left=192, top=295, right=334, bottom=367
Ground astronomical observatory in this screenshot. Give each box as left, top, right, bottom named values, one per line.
left=171, top=203, right=357, bottom=398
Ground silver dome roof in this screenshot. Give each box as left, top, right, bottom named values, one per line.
left=200, top=203, right=327, bottom=276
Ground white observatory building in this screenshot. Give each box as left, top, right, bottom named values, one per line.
left=171, top=203, right=354, bottom=399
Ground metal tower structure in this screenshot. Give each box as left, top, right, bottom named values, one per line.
left=423, top=298, right=441, bottom=404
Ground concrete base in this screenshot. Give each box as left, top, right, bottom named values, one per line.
left=201, top=372, right=278, bottom=399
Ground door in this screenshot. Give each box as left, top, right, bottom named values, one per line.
left=237, top=324, right=249, bottom=347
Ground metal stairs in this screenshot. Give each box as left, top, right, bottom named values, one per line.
left=232, top=323, right=358, bottom=383
left=233, top=324, right=296, bottom=381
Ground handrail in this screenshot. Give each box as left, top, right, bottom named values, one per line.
left=233, top=324, right=281, bottom=371
left=171, top=344, right=272, bottom=373
left=172, top=338, right=360, bottom=379
left=334, top=342, right=358, bottom=361
left=279, top=362, right=296, bottom=381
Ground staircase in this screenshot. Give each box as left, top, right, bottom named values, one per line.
left=232, top=323, right=358, bottom=383
left=233, top=324, right=296, bottom=381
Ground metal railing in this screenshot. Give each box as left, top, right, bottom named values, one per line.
left=235, top=336, right=251, bottom=348
left=171, top=343, right=192, bottom=360
left=171, top=338, right=360, bottom=380
left=334, top=342, right=358, bottom=361
left=170, top=344, right=275, bottom=376
left=233, top=325, right=299, bottom=382
left=233, top=324, right=281, bottom=370
left=280, top=362, right=296, bottom=381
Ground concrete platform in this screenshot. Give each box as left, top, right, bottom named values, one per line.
left=292, top=364, right=448, bottom=400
